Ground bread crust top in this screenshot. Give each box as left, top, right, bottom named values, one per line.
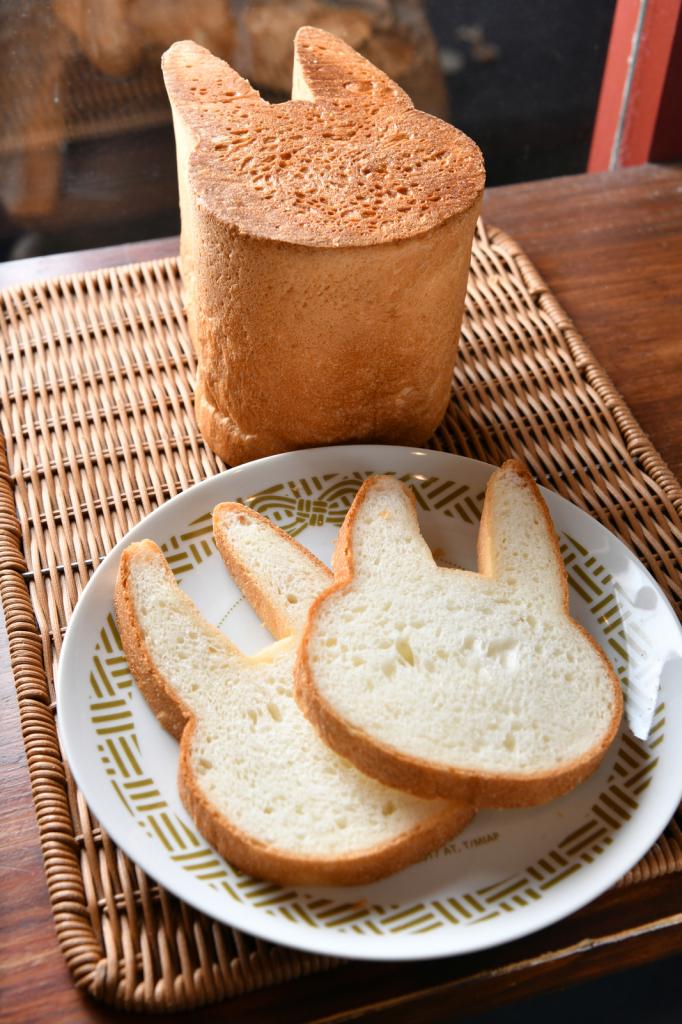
left=162, top=27, right=484, bottom=248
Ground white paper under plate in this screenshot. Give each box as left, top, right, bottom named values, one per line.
left=57, top=446, right=682, bottom=961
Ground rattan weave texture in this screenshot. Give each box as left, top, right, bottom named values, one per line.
left=0, top=222, right=680, bottom=1010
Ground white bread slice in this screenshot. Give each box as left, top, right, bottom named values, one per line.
left=114, top=508, right=472, bottom=886
left=162, top=29, right=484, bottom=465
left=296, top=461, right=623, bottom=807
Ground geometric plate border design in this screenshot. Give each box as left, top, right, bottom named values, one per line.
left=88, top=472, right=665, bottom=936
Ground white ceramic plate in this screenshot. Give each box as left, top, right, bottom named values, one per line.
left=57, top=446, right=682, bottom=961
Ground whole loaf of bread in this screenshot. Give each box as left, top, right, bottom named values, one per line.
left=163, top=27, right=484, bottom=465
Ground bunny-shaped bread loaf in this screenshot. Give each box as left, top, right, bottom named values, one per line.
left=114, top=506, right=472, bottom=886
left=162, top=28, right=484, bottom=465
left=296, top=462, right=623, bottom=807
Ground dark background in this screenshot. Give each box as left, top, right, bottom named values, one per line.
left=461, top=952, right=682, bottom=1024
left=1, top=0, right=616, bottom=260
left=428, top=0, right=617, bottom=184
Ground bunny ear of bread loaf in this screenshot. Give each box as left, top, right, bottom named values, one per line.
left=292, top=25, right=411, bottom=108
left=296, top=462, right=623, bottom=807
left=114, top=516, right=473, bottom=887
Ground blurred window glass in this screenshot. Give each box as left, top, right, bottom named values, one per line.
left=0, top=0, right=615, bottom=261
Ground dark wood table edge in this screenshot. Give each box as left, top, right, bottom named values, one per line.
left=67, top=873, right=682, bottom=1022
left=0, top=236, right=180, bottom=290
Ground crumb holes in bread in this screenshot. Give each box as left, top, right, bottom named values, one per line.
left=395, top=638, right=415, bottom=666
left=267, top=702, right=282, bottom=722
left=486, top=638, right=519, bottom=669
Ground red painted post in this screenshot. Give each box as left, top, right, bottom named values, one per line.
left=588, top=0, right=682, bottom=171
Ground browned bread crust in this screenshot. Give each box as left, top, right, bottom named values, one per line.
left=164, top=28, right=483, bottom=247
left=162, top=28, right=484, bottom=465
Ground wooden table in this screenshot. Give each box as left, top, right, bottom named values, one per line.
left=1, top=164, right=680, bottom=1023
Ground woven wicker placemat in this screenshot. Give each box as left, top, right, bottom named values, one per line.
left=1, top=222, right=680, bottom=1012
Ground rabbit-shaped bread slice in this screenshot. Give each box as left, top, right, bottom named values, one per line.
left=114, top=506, right=472, bottom=886
left=296, top=462, right=623, bottom=807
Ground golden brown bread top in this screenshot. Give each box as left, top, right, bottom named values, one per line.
left=162, top=27, right=484, bottom=248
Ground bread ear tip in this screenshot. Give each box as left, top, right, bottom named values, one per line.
left=162, top=39, right=186, bottom=62
left=212, top=502, right=249, bottom=531
left=359, top=474, right=399, bottom=500
left=295, top=25, right=326, bottom=46
left=125, top=539, right=163, bottom=562
left=498, top=457, right=524, bottom=474
left=117, top=542, right=138, bottom=575
left=494, top=459, right=534, bottom=487
left=162, top=39, right=206, bottom=68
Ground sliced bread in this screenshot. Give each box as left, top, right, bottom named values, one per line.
left=114, top=506, right=472, bottom=886
left=296, top=462, right=624, bottom=807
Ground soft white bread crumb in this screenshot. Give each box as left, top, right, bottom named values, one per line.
left=297, top=462, right=623, bottom=806
left=114, top=508, right=472, bottom=885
